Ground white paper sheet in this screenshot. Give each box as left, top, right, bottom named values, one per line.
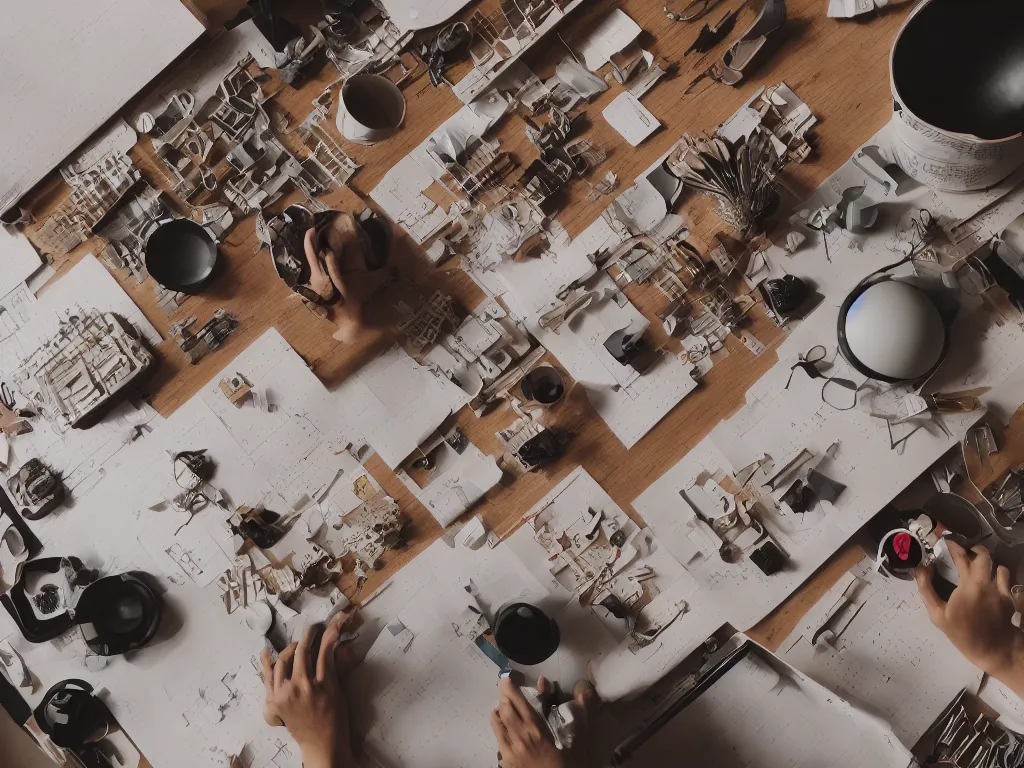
left=577, top=9, right=642, bottom=71
left=0, top=229, right=42, bottom=300
left=29, top=253, right=162, bottom=346
left=198, top=329, right=364, bottom=509
left=602, top=92, right=661, bottom=147
left=0, top=0, right=204, bottom=211
left=528, top=275, right=699, bottom=449
left=328, top=344, right=470, bottom=469
left=405, top=441, right=502, bottom=527
left=779, top=558, right=983, bottom=747
left=134, top=20, right=277, bottom=122
left=348, top=536, right=553, bottom=768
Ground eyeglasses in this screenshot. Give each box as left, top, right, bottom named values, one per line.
left=785, top=345, right=827, bottom=389
left=785, top=345, right=865, bottom=410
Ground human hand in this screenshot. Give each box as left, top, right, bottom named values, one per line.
left=260, top=615, right=355, bottom=768
left=915, top=541, right=1024, bottom=680
left=303, top=228, right=338, bottom=303
left=491, top=676, right=598, bottom=768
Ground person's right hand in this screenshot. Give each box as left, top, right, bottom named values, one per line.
left=261, top=615, right=355, bottom=768
left=915, top=540, right=1024, bottom=680
left=491, top=677, right=598, bottom=768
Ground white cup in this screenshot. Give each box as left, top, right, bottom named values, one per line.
left=335, top=74, right=406, bottom=145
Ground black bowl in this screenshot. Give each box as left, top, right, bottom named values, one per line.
left=145, top=219, right=219, bottom=294
left=893, top=0, right=1024, bottom=140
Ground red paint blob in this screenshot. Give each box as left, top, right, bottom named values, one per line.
left=893, top=532, right=913, bottom=561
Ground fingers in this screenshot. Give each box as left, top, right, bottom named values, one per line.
left=260, top=648, right=274, bottom=692
left=998, top=566, right=1013, bottom=600
left=537, top=676, right=550, bottom=696
left=498, top=698, right=523, bottom=730
left=499, top=677, right=536, bottom=724
left=275, top=643, right=296, bottom=688
left=303, top=229, right=318, bottom=265
left=293, top=625, right=316, bottom=683
left=914, top=566, right=947, bottom=625
left=491, top=710, right=512, bottom=755
left=971, top=544, right=993, bottom=580
left=316, top=620, right=341, bottom=683
left=574, top=681, right=599, bottom=724
left=946, top=540, right=973, bottom=582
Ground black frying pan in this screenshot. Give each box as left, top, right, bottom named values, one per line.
left=145, top=219, right=219, bottom=294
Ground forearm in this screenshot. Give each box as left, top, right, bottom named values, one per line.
left=301, top=743, right=356, bottom=768
left=984, top=631, right=1024, bottom=700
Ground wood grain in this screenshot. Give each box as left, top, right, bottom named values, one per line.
left=15, top=0, right=1008, bottom=760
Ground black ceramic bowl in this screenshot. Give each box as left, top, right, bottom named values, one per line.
left=145, top=219, right=219, bottom=294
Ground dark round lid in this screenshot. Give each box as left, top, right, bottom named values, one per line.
left=893, top=0, right=1024, bottom=140
left=494, top=602, right=560, bottom=666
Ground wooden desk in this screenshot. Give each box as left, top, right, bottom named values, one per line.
left=17, top=0, right=1024, bottom=760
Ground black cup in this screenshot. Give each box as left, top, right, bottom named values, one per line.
left=493, top=602, right=560, bottom=666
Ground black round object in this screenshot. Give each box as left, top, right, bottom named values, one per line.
left=493, top=602, right=560, bottom=666
left=34, top=679, right=110, bottom=749
left=520, top=366, right=566, bottom=405
left=763, top=275, right=809, bottom=316
left=892, top=0, right=1024, bottom=141
left=74, top=573, right=163, bottom=656
left=145, top=219, right=219, bottom=294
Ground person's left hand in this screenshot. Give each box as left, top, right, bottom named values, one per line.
left=261, top=615, right=356, bottom=768
left=491, top=676, right=598, bottom=768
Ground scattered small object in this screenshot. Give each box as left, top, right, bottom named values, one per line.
left=712, top=0, right=787, bottom=86
left=685, top=8, right=740, bottom=55
left=425, top=22, right=471, bottom=86
left=219, top=374, right=253, bottom=408
left=667, top=131, right=784, bottom=238
left=170, top=310, right=239, bottom=364
left=665, top=0, right=724, bottom=22
left=8, top=459, right=64, bottom=521
left=833, top=186, right=879, bottom=232
left=604, top=327, right=648, bottom=368
left=784, top=231, right=806, bottom=253
left=759, top=275, right=810, bottom=318
left=750, top=540, right=786, bottom=575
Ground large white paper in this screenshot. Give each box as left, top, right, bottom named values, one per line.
left=328, top=344, right=469, bottom=469
left=623, top=643, right=913, bottom=768
left=779, top=558, right=983, bottom=747
left=0, top=0, right=204, bottom=210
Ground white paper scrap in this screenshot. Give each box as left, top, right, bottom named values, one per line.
left=0, top=230, right=42, bottom=300
left=603, top=92, right=660, bottom=147
left=578, top=9, right=642, bottom=71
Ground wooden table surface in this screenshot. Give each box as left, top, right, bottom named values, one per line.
left=15, top=0, right=1024, bottom=761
